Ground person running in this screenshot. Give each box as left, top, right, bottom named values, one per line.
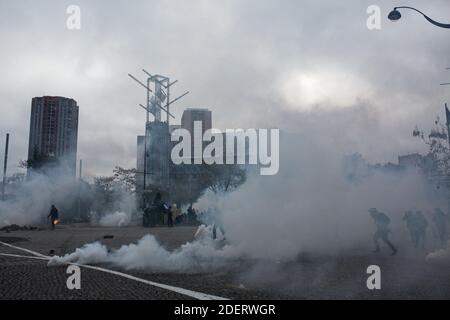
left=415, top=211, right=428, bottom=249
left=167, top=205, right=174, bottom=228
left=369, top=208, right=397, bottom=255
left=403, top=210, right=419, bottom=247
left=432, top=208, right=448, bottom=246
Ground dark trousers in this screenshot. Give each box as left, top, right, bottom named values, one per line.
left=373, top=230, right=397, bottom=253
left=50, top=217, right=58, bottom=230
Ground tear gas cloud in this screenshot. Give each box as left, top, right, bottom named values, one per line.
left=0, top=166, right=136, bottom=228
left=198, top=131, right=447, bottom=260
left=0, top=171, right=81, bottom=227
left=49, top=127, right=449, bottom=271
left=98, top=211, right=132, bottom=228
left=426, top=240, right=450, bottom=262
left=49, top=228, right=239, bottom=272
left=2, top=100, right=448, bottom=268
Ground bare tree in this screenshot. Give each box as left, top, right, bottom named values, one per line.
left=413, top=115, right=450, bottom=186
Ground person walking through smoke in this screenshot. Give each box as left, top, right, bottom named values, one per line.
left=48, top=204, right=59, bottom=230
left=187, top=205, right=196, bottom=224
left=432, top=208, right=448, bottom=247
left=167, top=204, right=174, bottom=228
left=403, top=210, right=419, bottom=248
left=415, top=210, right=428, bottom=249
left=369, top=208, right=397, bottom=255
left=153, top=192, right=162, bottom=208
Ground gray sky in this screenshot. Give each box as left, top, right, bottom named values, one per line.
left=1, top=0, right=450, bottom=179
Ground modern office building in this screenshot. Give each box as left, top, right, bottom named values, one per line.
left=136, top=121, right=170, bottom=193
left=181, top=108, right=212, bottom=135
left=136, top=135, right=145, bottom=192
left=27, top=96, right=79, bottom=176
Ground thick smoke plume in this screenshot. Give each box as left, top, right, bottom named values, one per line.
left=426, top=240, right=450, bottom=262
left=0, top=167, right=136, bottom=227
left=0, top=171, right=81, bottom=227
left=98, top=211, right=132, bottom=227
left=49, top=228, right=240, bottom=272
left=194, top=132, right=446, bottom=261
left=49, top=130, right=448, bottom=274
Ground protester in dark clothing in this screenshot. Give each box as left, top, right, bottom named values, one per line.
left=369, top=208, right=397, bottom=255
left=143, top=205, right=151, bottom=227
left=167, top=205, right=174, bottom=227
left=403, top=209, right=429, bottom=249
left=48, top=205, right=59, bottom=230
left=415, top=211, right=428, bottom=249
left=153, top=193, right=162, bottom=207
left=403, top=210, right=419, bottom=248
left=175, top=214, right=184, bottom=224
left=433, top=208, right=448, bottom=246
left=187, top=206, right=197, bottom=224
left=212, top=223, right=226, bottom=240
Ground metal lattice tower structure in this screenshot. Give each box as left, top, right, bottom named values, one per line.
left=128, top=69, right=189, bottom=125
left=128, top=69, right=189, bottom=195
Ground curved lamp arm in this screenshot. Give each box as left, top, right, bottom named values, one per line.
left=391, top=6, right=450, bottom=28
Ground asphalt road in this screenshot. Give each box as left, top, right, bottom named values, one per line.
left=0, top=224, right=449, bottom=300
left=0, top=225, right=276, bottom=300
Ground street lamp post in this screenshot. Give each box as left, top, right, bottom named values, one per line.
left=389, top=7, right=450, bottom=216
left=388, top=6, right=450, bottom=29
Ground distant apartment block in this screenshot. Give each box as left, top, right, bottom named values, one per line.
left=27, top=96, right=79, bottom=176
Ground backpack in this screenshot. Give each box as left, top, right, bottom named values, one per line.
left=377, top=212, right=390, bottom=227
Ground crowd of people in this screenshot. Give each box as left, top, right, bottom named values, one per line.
left=142, top=193, right=201, bottom=228
left=369, top=207, right=449, bottom=255
left=50, top=195, right=448, bottom=253
left=47, top=193, right=210, bottom=231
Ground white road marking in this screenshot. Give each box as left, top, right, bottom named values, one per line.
left=0, top=253, right=49, bottom=261
left=0, top=241, right=229, bottom=300
left=0, top=241, right=48, bottom=258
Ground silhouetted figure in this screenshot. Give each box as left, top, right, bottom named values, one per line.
left=212, top=223, right=226, bottom=240
left=153, top=192, right=162, bottom=207
left=403, top=210, right=419, bottom=247
left=415, top=211, right=428, bottom=249
left=167, top=205, right=174, bottom=227
left=48, top=205, right=59, bottom=230
left=175, top=214, right=184, bottom=224
left=369, top=208, right=397, bottom=255
left=187, top=206, right=196, bottom=224
left=433, top=208, right=448, bottom=246
left=171, top=204, right=182, bottom=225
left=143, top=205, right=151, bottom=227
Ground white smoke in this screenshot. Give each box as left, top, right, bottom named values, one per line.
left=98, top=211, right=131, bottom=227
left=194, top=191, right=223, bottom=226
left=0, top=171, right=79, bottom=227
left=192, top=132, right=447, bottom=261
left=48, top=131, right=447, bottom=273
left=49, top=241, right=109, bottom=265
left=426, top=241, right=450, bottom=262
left=49, top=227, right=241, bottom=272
left=0, top=165, right=136, bottom=228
